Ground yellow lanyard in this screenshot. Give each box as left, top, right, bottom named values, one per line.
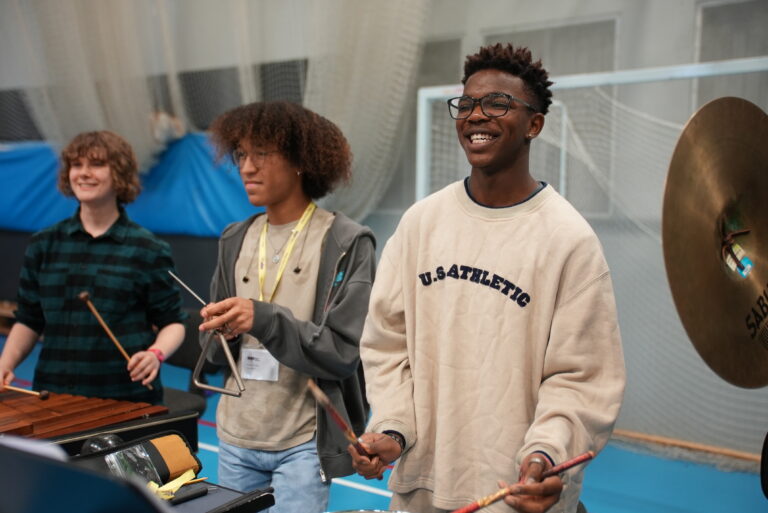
left=258, top=202, right=316, bottom=302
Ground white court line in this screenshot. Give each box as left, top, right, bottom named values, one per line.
left=197, top=442, right=393, bottom=497
left=331, top=478, right=393, bottom=497
left=199, top=441, right=220, bottom=453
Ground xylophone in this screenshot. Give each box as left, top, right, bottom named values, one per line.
left=0, top=389, right=167, bottom=440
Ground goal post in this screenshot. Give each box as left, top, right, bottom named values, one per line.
left=416, top=55, right=768, bottom=201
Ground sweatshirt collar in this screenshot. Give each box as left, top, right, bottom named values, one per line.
left=454, top=178, right=552, bottom=220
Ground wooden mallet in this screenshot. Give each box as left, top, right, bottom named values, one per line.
left=1, top=384, right=49, bottom=400
left=449, top=451, right=596, bottom=513
left=307, top=378, right=370, bottom=457
left=78, top=291, right=153, bottom=391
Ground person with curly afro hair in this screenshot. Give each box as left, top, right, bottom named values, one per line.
left=352, top=43, right=624, bottom=513
left=199, top=101, right=376, bottom=513
left=0, top=131, right=186, bottom=404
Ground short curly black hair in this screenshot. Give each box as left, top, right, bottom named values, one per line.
left=462, top=43, right=553, bottom=115
left=209, top=101, right=352, bottom=200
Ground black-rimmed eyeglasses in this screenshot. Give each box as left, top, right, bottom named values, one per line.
left=447, top=93, right=538, bottom=120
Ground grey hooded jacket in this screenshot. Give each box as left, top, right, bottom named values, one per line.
left=201, top=210, right=376, bottom=480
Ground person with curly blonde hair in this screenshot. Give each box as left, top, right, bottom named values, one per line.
left=0, top=131, right=185, bottom=404
left=199, top=101, right=376, bottom=513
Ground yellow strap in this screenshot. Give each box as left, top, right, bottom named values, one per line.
left=258, top=202, right=316, bottom=302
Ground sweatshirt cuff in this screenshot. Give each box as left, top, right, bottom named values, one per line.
left=250, top=300, right=277, bottom=338
left=532, top=450, right=555, bottom=466
left=367, top=419, right=415, bottom=452
left=382, top=430, right=406, bottom=451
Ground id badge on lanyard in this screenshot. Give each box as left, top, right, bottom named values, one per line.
left=240, top=347, right=280, bottom=381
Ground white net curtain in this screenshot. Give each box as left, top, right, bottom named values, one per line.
left=2, top=0, right=430, bottom=221
left=423, top=77, right=768, bottom=461
left=416, top=0, right=768, bottom=460
left=8, top=0, right=163, bottom=166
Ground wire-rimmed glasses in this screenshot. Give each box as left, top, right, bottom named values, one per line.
left=447, top=93, right=538, bottom=120
left=231, top=148, right=279, bottom=168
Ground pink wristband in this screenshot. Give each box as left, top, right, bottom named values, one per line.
left=147, top=348, right=165, bottom=363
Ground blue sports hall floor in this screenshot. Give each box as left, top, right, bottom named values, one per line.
left=1, top=337, right=765, bottom=512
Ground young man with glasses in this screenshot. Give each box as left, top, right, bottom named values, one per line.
left=198, top=101, right=376, bottom=513
left=351, top=43, right=625, bottom=513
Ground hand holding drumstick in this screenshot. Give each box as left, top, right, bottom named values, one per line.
left=78, top=291, right=154, bottom=390
left=306, top=379, right=396, bottom=481
left=306, top=379, right=369, bottom=456
left=450, top=451, right=595, bottom=513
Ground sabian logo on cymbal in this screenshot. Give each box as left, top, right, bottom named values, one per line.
left=745, top=282, right=768, bottom=349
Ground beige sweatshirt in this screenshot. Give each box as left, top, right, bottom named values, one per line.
left=361, top=181, right=625, bottom=513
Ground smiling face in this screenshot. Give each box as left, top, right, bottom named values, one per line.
left=456, top=69, right=544, bottom=176
left=68, top=151, right=118, bottom=208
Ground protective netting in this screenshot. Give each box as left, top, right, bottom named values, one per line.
left=0, top=0, right=429, bottom=221
left=421, top=77, right=768, bottom=462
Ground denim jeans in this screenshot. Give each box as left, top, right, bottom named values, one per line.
left=218, top=437, right=329, bottom=513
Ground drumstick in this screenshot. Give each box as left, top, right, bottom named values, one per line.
left=183, top=477, right=208, bottom=486
left=540, top=451, right=595, bottom=477
left=78, top=291, right=153, bottom=391
left=306, top=379, right=370, bottom=457
left=1, top=384, right=50, bottom=400
left=449, top=451, right=596, bottom=513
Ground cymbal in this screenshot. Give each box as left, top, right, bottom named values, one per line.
left=662, top=97, right=768, bottom=388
